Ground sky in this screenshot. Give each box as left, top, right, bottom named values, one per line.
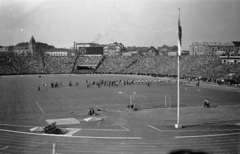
left=0, top=0, right=240, bottom=50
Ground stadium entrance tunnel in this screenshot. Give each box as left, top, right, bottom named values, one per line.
left=30, top=123, right=69, bottom=135
left=76, top=65, right=96, bottom=70
left=30, top=125, right=81, bottom=136
left=45, top=127, right=68, bottom=135
left=75, top=65, right=96, bottom=74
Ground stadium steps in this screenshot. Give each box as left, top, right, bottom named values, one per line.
left=119, top=58, right=140, bottom=73
left=42, top=56, right=48, bottom=73
left=93, top=55, right=106, bottom=73
left=72, top=52, right=82, bottom=73
left=9, top=60, right=21, bottom=74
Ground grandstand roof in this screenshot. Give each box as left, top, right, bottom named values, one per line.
left=191, top=42, right=235, bottom=47
left=68, top=49, right=77, bottom=53
left=207, top=42, right=234, bottom=46
left=14, top=43, right=29, bottom=50
left=15, top=42, right=28, bottom=47
left=45, top=48, right=69, bottom=52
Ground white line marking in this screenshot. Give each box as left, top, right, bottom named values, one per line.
left=96, top=105, right=104, bottom=110
left=0, top=128, right=141, bottom=139
left=0, top=124, right=36, bottom=127
left=98, top=112, right=129, bottom=131
left=180, top=102, right=190, bottom=106
left=175, top=132, right=240, bottom=138
left=192, top=95, right=230, bottom=104
left=98, top=113, right=107, bottom=118
left=201, top=83, right=240, bottom=90
left=84, top=129, right=128, bottom=131
left=118, top=124, right=129, bottom=131
left=1, top=146, right=9, bottom=150
left=98, top=120, right=102, bottom=126
left=148, top=125, right=161, bottom=132
left=1, top=123, right=239, bottom=132
left=35, top=101, right=44, bottom=114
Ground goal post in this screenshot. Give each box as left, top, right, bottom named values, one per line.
left=132, top=94, right=170, bottom=109
left=165, top=94, right=172, bottom=108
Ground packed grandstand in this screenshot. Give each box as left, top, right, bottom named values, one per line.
left=0, top=53, right=240, bottom=85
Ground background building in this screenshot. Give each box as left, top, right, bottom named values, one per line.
left=0, top=46, right=13, bottom=53
left=103, top=43, right=121, bottom=56
left=74, top=42, right=99, bottom=49
left=45, top=48, right=69, bottom=56
left=13, top=36, right=54, bottom=56
left=13, top=42, right=30, bottom=56
left=189, top=42, right=236, bottom=56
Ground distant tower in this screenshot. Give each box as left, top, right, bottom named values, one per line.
left=29, top=36, right=36, bottom=55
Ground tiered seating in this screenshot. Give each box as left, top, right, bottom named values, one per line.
left=44, top=56, right=75, bottom=74
left=96, top=55, right=140, bottom=73
left=0, top=54, right=239, bottom=86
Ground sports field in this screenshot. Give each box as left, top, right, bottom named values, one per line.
left=0, top=74, right=240, bottom=154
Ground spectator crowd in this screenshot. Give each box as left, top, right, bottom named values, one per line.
left=0, top=53, right=240, bottom=85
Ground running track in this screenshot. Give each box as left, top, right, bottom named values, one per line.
left=0, top=127, right=240, bottom=153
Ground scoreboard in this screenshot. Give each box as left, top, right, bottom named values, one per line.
left=78, top=47, right=103, bottom=55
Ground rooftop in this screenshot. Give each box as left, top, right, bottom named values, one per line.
left=191, top=42, right=235, bottom=46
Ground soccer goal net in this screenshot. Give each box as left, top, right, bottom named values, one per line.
left=132, top=94, right=172, bottom=109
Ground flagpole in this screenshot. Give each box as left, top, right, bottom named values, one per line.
left=175, top=8, right=182, bottom=129
left=175, top=50, right=181, bottom=128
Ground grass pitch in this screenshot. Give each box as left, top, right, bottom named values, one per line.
left=0, top=74, right=240, bottom=130
left=0, top=74, right=239, bottom=117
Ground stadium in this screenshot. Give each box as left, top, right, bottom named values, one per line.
left=0, top=49, right=240, bottom=154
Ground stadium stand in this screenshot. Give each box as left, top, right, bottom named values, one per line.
left=44, top=56, right=75, bottom=74
left=96, top=55, right=141, bottom=74
left=0, top=54, right=239, bottom=85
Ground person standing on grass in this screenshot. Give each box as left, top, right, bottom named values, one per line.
left=38, top=85, right=40, bottom=91
left=206, top=99, right=210, bottom=108
left=55, top=82, right=58, bottom=88
left=88, top=108, right=92, bottom=115
left=204, top=98, right=210, bottom=108
left=204, top=98, right=207, bottom=107
left=76, top=82, right=79, bottom=89
left=91, top=108, right=95, bottom=116
left=44, top=83, right=48, bottom=90
left=51, top=82, right=54, bottom=88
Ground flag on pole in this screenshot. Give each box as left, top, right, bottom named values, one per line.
left=178, top=8, right=182, bottom=56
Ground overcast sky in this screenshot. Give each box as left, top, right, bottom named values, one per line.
left=0, top=0, right=240, bottom=50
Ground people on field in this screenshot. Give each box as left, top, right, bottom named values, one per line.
left=76, top=82, right=79, bottom=89
left=196, top=80, right=200, bottom=86
left=88, top=108, right=91, bottom=115
left=204, top=98, right=210, bottom=108
left=44, top=83, right=48, bottom=89
left=92, top=108, right=95, bottom=115
left=88, top=108, right=95, bottom=116
left=55, top=82, right=59, bottom=88
left=51, top=82, right=54, bottom=88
